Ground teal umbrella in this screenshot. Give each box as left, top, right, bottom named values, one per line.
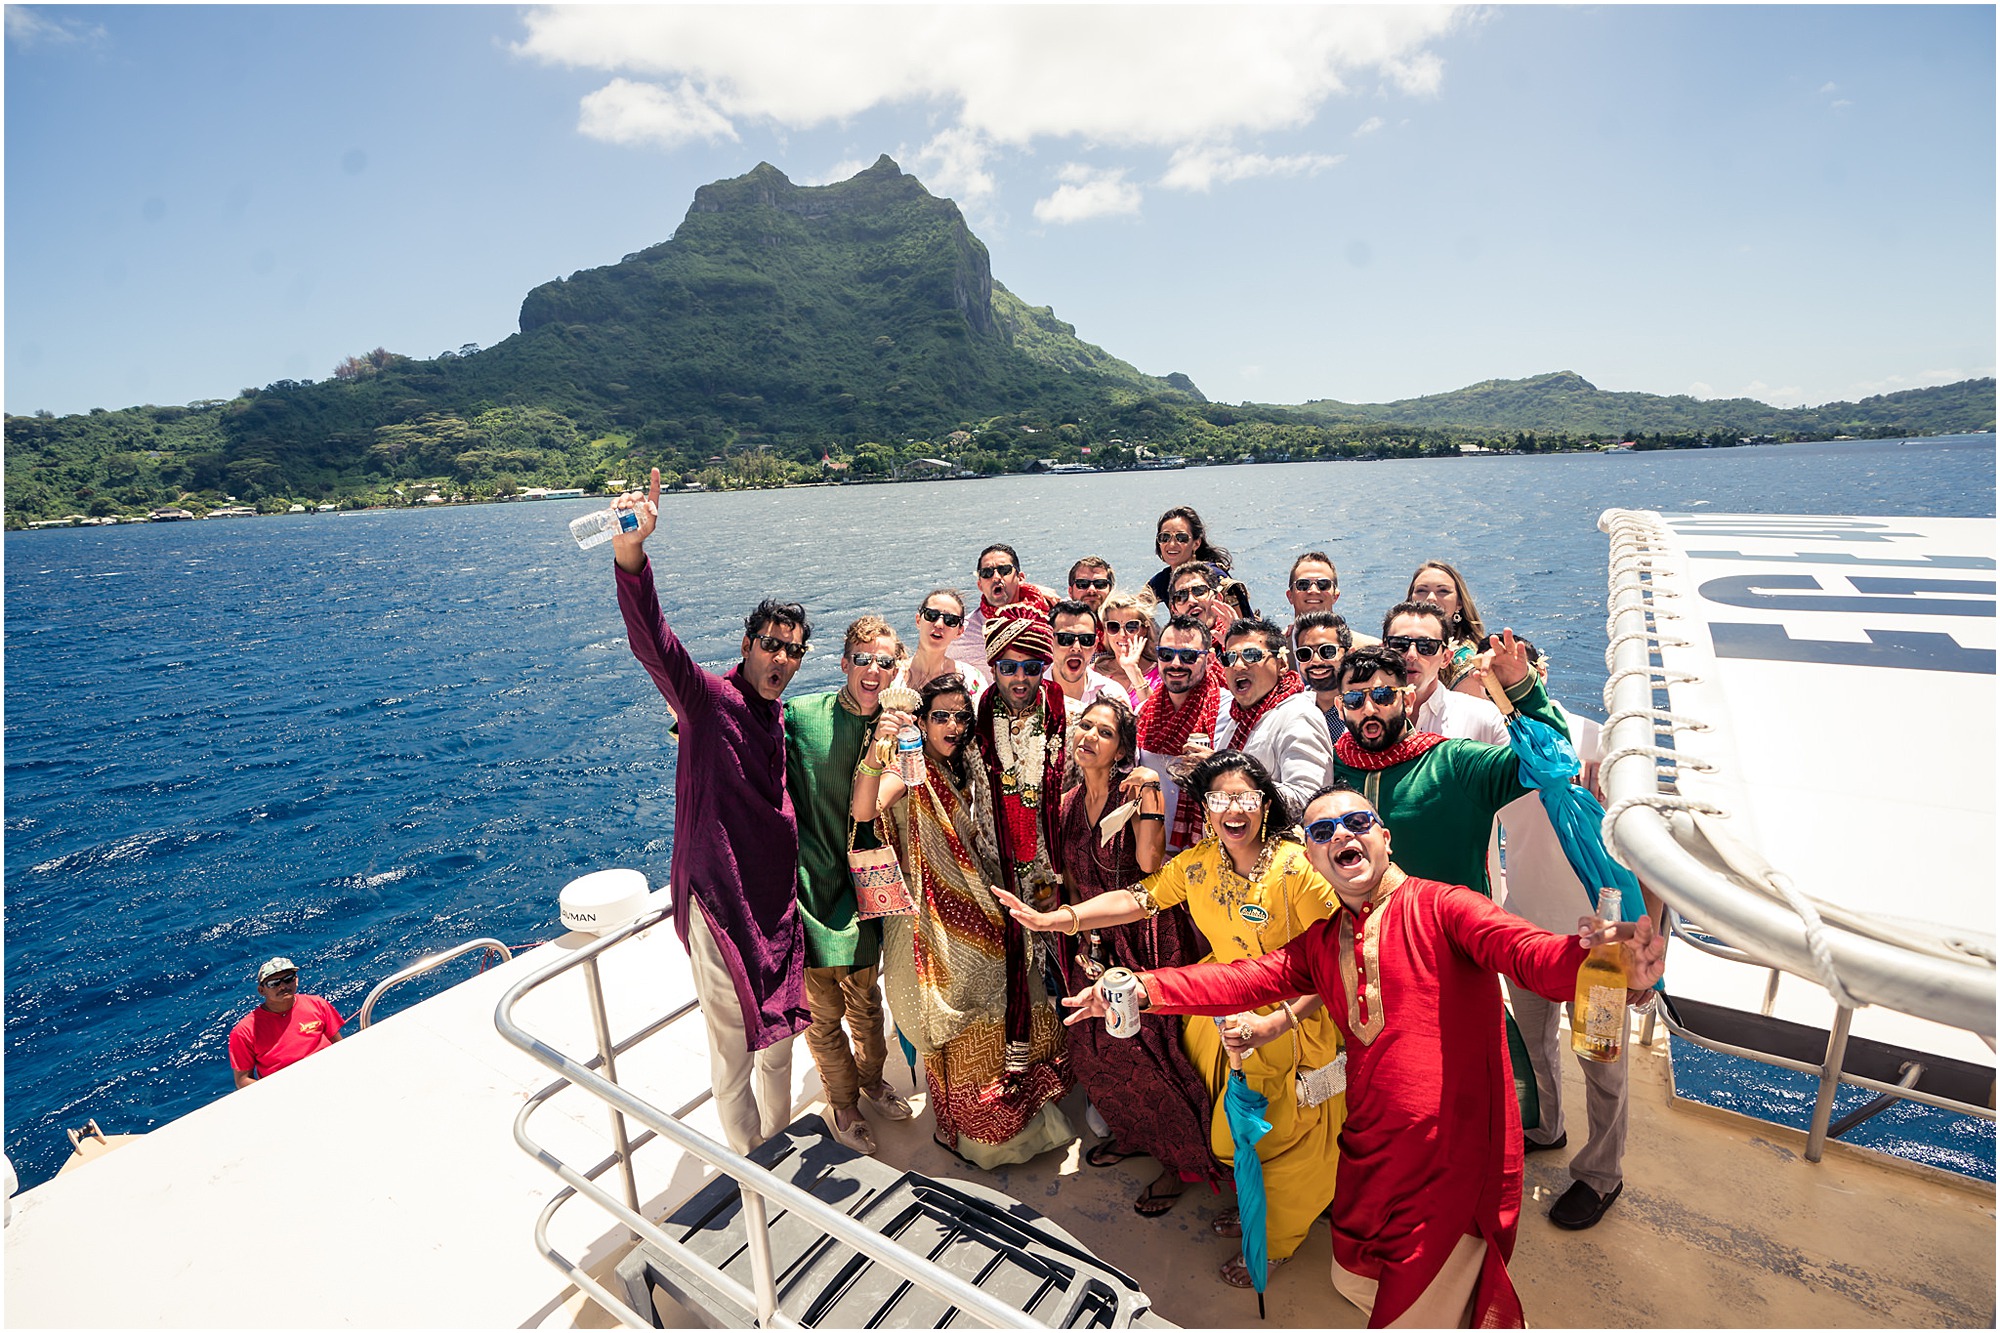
left=1223, top=1062, right=1274, bottom=1318
left=1505, top=714, right=1645, bottom=923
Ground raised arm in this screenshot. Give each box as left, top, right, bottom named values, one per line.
left=1435, top=884, right=1664, bottom=1002
left=850, top=711, right=912, bottom=822
left=1062, top=923, right=1327, bottom=1023
left=612, top=468, right=709, bottom=713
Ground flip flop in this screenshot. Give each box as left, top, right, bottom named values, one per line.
left=1220, top=1252, right=1288, bottom=1288
left=1211, top=1207, right=1242, bottom=1238
left=1086, top=1140, right=1142, bottom=1168
left=1133, top=1173, right=1185, bottom=1217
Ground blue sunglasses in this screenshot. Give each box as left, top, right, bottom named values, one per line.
left=1305, top=811, right=1383, bottom=843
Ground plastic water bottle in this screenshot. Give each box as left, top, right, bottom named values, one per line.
left=896, top=720, right=927, bottom=787
left=570, top=507, right=640, bottom=551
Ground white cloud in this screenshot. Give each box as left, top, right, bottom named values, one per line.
left=1819, top=81, right=1838, bottom=94
left=1353, top=115, right=1386, bottom=138
left=578, top=78, right=738, bottom=149
left=1159, top=145, right=1344, bottom=192
left=798, top=158, right=874, bottom=187
left=7, top=6, right=104, bottom=46
left=1830, top=98, right=1852, bottom=110
left=516, top=6, right=1465, bottom=200
left=1033, top=165, right=1143, bottom=225
left=1843, top=368, right=1992, bottom=399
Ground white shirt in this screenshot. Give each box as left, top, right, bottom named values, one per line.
left=1414, top=681, right=1510, bottom=744
left=1058, top=670, right=1126, bottom=722
left=945, top=603, right=990, bottom=673
left=1490, top=707, right=1603, bottom=931
left=1212, top=691, right=1337, bottom=815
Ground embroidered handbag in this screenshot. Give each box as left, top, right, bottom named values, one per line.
left=848, top=817, right=914, bottom=919
left=1295, top=1048, right=1348, bottom=1108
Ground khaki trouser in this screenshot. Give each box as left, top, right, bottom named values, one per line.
left=1332, top=1233, right=1488, bottom=1328
left=803, top=964, right=888, bottom=1111
left=688, top=907, right=796, bottom=1154
left=1508, top=981, right=1631, bottom=1196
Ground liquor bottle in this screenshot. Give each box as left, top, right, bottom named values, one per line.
left=1570, top=887, right=1629, bottom=1063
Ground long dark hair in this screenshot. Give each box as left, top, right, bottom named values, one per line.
left=1156, top=505, right=1232, bottom=571
left=1406, top=561, right=1486, bottom=644
left=1066, top=694, right=1138, bottom=788
left=918, top=673, right=973, bottom=780
left=1183, top=750, right=1299, bottom=838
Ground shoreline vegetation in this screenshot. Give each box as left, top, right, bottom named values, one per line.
left=7, top=431, right=1987, bottom=530
left=8, top=161, right=1994, bottom=531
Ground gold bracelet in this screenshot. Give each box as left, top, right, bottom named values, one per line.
left=1279, top=1000, right=1298, bottom=1030
left=856, top=761, right=885, bottom=777
left=1062, top=904, right=1081, bottom=936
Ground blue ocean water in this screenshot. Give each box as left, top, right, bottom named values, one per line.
left=5, top=435, right=1994, bottom=1189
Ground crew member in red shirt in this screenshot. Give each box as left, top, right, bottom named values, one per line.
left=229, top=957, right=342, bottom=1088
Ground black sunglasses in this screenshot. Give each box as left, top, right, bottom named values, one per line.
left=753, top=634, right=808, bottom=660
left=977, top=563, right=1016, bottom=580
left=1169, top=586, right=1212, bottom=604
left=1053, top=630, right=1097, bottom=648
left=262, top=972, right=299, bottom=987
left=1070, top=576, right=1111, bottom=590
left=1216, top=646, right=1276, bottom=667
left=991, top=658, right=1046, bottom=677
left=1291, top=577, right=1335, bottom=592
left=927, top=709, right=974, bottom=725
left=1305, top=811, right=1383, bottom=843
left=1340, top=685, right=1411, bottom=709
left=1385, top=635, right=1444, bottom=657
left=1156, top=646, right=1207, bottom=665
left=1156, top=531, right=1194, bottom=546
left=1295, top=643, right=1344, bottom=662
left=1105, top=619, right=1147, bottom=635
left=847, top=651, right=896, bottom=670
left=918, top=606, right=964, bottom=628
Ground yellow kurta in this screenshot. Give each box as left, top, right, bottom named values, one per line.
left=1144, top=837, right=1346, bottom=1259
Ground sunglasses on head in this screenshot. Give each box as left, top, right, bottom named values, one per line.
left=1340, top=685, right=1411, bottom=709
left=1385, top=635, right=1444, bottom=657
left=918, top=606, right=964, bottom=628
left=991, top=657, right=1046, bottom=677
left=1157, top=531, right=1194, bottom=546
left=1202, top=790, right=1264, bottom=813
left=1291, top=577, right=1335, bottom=592
left=1070, top=576, right=1110, bottom=590
left=1296, top=643, right=1344, bottom=662
left=1105, top=619, right=1147, bottom=635
left=1216, top=646, right=1276, bottom=667
left=754, top=634, right=808, bottom=660
left=978, top=563, right=1015, bottom=580
left=1169, top=586, right=1212, bottom=604
left=927, top=708, right=974, bottom=725
left=1156, top=646, right=1207, bottom=665
left=1305, top=810, right=1383, bottom=843
left=848, top=651, right=896, bottom=670
left=1052, top=630, right=1097, bottom=648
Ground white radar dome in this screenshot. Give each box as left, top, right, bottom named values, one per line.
left=559, top=868, right=650, bottom=936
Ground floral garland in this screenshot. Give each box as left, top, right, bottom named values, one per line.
left=992, top=708, right=1048, bottom=810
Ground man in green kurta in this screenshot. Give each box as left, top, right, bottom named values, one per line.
left=1329, top=636, right=1568, bottom=898
left=783, top=615, right=914, bottom=1155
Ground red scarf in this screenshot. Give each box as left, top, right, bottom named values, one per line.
left=1334, top=728, right=1447, bottom=771
left=1227, top=669, right=1305, bottom=745
left=1137, top=671, right=1222, bottom=851
left=984, top=583, right=1053, bottom=616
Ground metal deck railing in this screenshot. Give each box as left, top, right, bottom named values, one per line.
left=491, top=905, right=1045, bottom=1330
left=1599, top=508, right=1997, bottom=1163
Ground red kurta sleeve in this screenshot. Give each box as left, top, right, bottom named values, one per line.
left=1142, top=919, right=1331, bottom=1015
left=1433, top=883, right=1589, bottom=1000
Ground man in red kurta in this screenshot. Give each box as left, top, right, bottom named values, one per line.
left=1064, top=785, right=1664, bottom=1328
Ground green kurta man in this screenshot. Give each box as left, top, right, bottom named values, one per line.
left=781, top=615, right=914, bottom=1155
left=1328, top=635, right=1569, bottom=898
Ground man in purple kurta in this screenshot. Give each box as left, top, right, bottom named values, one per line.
left=612, top=468, right=811, bottom=1152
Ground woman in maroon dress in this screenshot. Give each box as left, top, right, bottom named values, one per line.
left=1055, top=696, right=1220, bottom=1215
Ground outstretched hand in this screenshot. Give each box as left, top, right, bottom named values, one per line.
left=1483, top=627, right=1531, bottom=690
left=610, top=467, right=661, bottom=572
left=1059, top=979, right=1112, bottom=1027
left=1577, top=911, right=1668, bottom=990
left=991, top=885, right=1062, bottom=934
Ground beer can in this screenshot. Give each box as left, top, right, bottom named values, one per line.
left=1100, top=967, right=1142, bottom=1039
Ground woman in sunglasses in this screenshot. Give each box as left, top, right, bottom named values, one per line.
left=1046, top=696, right=1220, bottom=1218
left=1146, top=505, right=1233, bottom=605
left=996, top=751, right=1343, bottom=1289
left=1092, top=589, right=1161, bottom=708
left=853, top=674, right=1075, bottom=1168
left=897, top=589, right=989, bottom=701
left=1405, top=560, right=1490, bottom=692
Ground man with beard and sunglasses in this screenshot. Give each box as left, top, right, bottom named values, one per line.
left=1211, top=616, right=1336, bottom=813
left=948, top=544, right=1058, bottom=675
left=1059, top=784, right=1666, bottom=1327
left=782, top=616, right=917, bottom=1155
left=977, top=605, right=1070, bottom=911
left=1292, top=610, right=1353, bottom=744
left=1134, top=614, right=1223, bottom=855
left=611, top=468, right=812, bottom=1154
left=1382, top=600, right=1508, bottom=744
left=1328, top=641, right=1567, bottom=901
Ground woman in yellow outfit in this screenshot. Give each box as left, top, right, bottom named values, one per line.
left=996, top=751, right=1344, bottom=1290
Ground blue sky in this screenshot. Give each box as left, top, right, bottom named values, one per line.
left=6, top=4, right=1993, bottom=418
